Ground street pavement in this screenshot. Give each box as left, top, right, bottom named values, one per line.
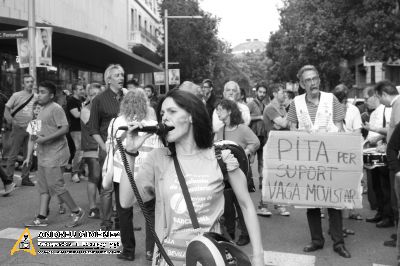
left=0, top=166, right=397, bottom=266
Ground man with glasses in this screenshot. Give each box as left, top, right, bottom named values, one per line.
left=373, top=81, right=400, bottom=251
left=287, top=65, right=350, bottom=258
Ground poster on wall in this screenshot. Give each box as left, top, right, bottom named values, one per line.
left=153, top=69, right=181, bottom=85
left=16, top=29, right=29, bottom=68
left=262, top=131, right=363, bottom=209
left=36, top=27, right=52, bottom=67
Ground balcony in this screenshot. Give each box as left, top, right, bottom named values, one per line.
left=128, top=26, right=161, bottom=53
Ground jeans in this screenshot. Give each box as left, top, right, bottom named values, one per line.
left=70, top=131, right=82, bottom=175
left=5, top=125, right=30, bottom=181
left=114, top=182, right=136, bottom=255
left=0, top=165, right=12, bottom=186
left=99, top=149, right=113, bottom=225
left=307, top=208, right=344, bottom=248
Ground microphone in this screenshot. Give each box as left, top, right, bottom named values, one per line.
left=118, top=123, right=174, bottom=136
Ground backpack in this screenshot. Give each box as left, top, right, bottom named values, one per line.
left=214, top=140, right=256, bottom=192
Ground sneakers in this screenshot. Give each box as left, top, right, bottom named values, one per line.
left=236, top=235, right=250, bottom=246
left=146, top=251, right=153, bottom=261
left=257, top=206, right=272, bottom=217
left=59, top=204, right=66, bottom=214
left=25, top=216, right=48, bottom=227
left=3, top=182, right=16, bottom=196
left=276, top=206, right=290, bottom=216
left=88, top=208, right=100, bottom=219
left=21, top=178, right=35, bottom=186
left=65, top=208, right=85, bottom=228
left=71, top=174, right=80, bottom=183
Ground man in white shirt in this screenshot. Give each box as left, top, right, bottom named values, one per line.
left=212, top=81, right=250, bottom=132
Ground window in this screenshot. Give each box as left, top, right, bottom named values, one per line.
left=138, top=15, right=142, bottom=30
left=371, top=66, right=375, bottom=84
left=144, top=20, right=147, bottom=32
left=150, top=25, right=152, bottom=35
left=130, top=9, right=134, bottom=30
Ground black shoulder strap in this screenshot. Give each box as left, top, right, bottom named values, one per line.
left=383, top=107, right=386, bottom=128
left=172, top=155, right=200, bottom=229
left=215, top=145, right=229, bottom=182
left=222, top=125, right=226, bottom=140
left=11, top=94, right=34, bottom=117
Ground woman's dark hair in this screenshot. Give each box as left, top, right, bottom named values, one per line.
left=217, top=99, right=244, bottom=127
left=156, top=89, right=214, bottom=151
left=332, top=84, right=348, bottom=104
left=240, top=88, right=247, bottom=103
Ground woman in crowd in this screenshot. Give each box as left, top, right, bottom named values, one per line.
left=119, top=89, right=263, bottom=266
left=103, top=89, right=158, bottom=261
left=215, top=98, right=260, bottom=246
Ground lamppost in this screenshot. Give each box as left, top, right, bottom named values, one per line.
left=28, top=0, right=36, bottom=80
left=164, top=9, right=202, bottom=92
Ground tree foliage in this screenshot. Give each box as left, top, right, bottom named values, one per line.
left=267, top=0, right=400, bottom=90
left=158, top=0, right=221, bottom=83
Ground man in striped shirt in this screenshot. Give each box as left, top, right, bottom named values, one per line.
left=287, top=65, right=350, bottom=258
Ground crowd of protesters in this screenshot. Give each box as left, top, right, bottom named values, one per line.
left=1, top=63, right=400, bottom=265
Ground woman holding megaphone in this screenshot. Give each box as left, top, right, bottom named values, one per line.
left=119, top=89, right=263, bottom=266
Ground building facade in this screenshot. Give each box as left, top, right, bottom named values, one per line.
left=0, top=0, right=163, bottom=98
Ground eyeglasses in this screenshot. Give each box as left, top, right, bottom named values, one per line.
left=303, top=76, right=320, bottom=85
left=202, top=86, right=211, bottom=89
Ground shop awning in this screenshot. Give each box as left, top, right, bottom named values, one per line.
left=0, top=17, right=163, bottom=73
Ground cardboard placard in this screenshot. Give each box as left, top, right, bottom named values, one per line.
left=262, top=131, right=363, bottom=209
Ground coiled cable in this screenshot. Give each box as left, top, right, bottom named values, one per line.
left=115, top=137, right=174, bottom=266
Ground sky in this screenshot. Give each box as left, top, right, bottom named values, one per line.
left=199, top=0, right=283, bottom=47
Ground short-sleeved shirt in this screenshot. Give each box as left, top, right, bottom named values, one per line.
left=344, top=103, right=362, bottom=132
left=132, top=147, right=232, bottom=265
left=287, top=93, right=345, bottom=125
left=247, top=98, right=265, bottom=136
left=80, top=105, right=98, bottom=152
left=88, top=89, right=123, bottom=141
left=66, top=96, right=82, bottom=132
left=263, top=102, right=289, bottom=138
left=36, top=102, right=70, bottom=167
left=6, top=90, right=36, bottom=128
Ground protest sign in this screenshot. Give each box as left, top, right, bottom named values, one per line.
left=262, top=131, right=363, bottom=209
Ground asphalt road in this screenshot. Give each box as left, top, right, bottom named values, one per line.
left=0, top=166, right=397, bottom=266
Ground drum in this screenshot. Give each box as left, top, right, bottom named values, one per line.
left=363, top=148, right=387, bottom=169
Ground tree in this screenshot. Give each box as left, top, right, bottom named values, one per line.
left=267, top=0, right=400, bottom=90
left=158, top=0, right=220, bottom=83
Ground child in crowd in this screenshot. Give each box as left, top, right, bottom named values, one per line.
left=26, top=101, right=67, bottom=215
left=23, top=81, right=85, bottom=227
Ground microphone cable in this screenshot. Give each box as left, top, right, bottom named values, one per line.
left=115, top=136, right=174, bottom=266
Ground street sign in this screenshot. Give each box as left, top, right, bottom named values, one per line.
left=0, top=31, right=27, bottom=39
